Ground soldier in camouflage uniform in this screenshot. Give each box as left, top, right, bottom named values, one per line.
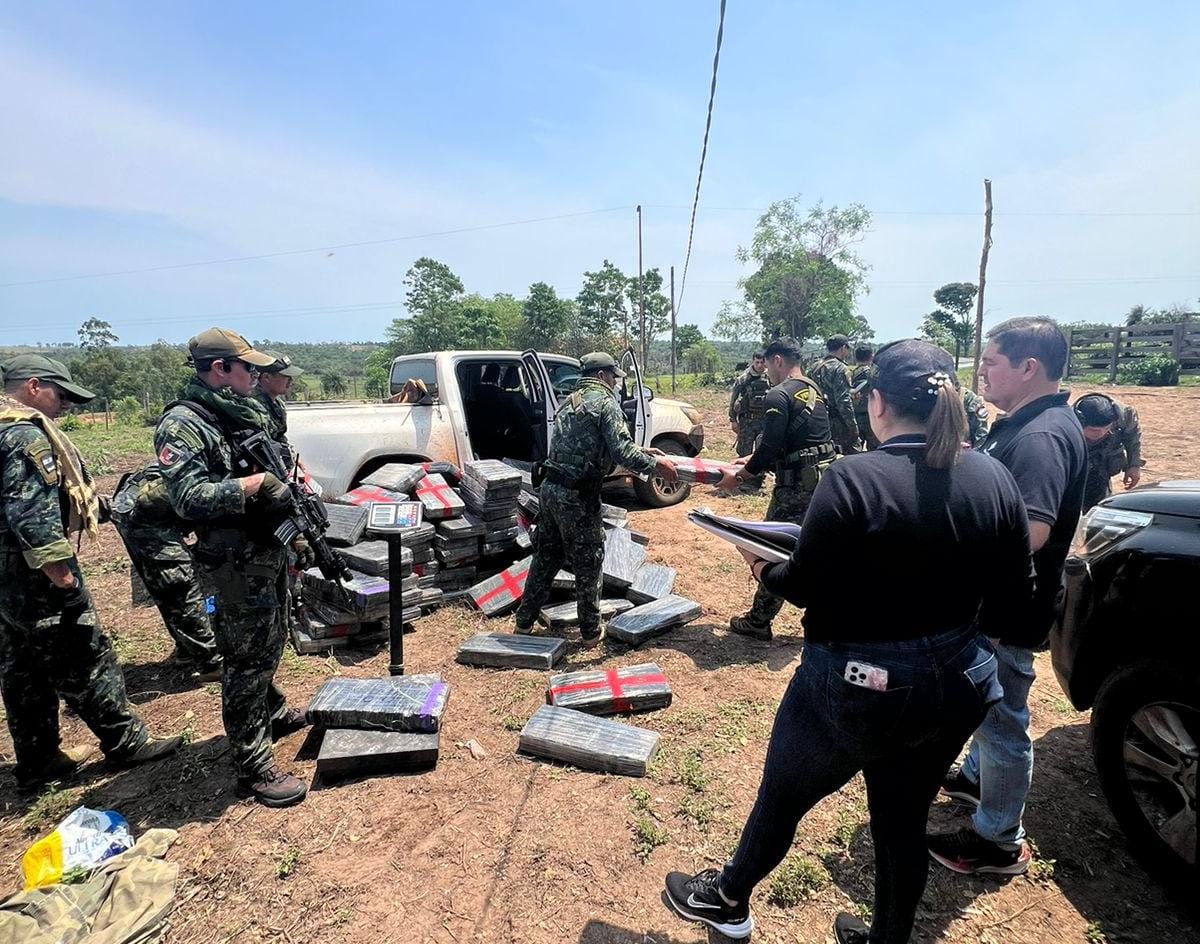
left=809, top=334, right=861, bottom=454
left=962, top=386, right=991, bottom=449
left=155, top=329, right=308, bottom=807
left=729, top=352, right=771, bottom=457
left=717, top=338, right=836, bottom=639
left=110, top=464, right=221, bottom=679
left=0, top=355, right=180, bottom=791
left=515, top=352, right=678, bottom=644
left=252, top=352, right=307, bottom=635
left=851, top=345, right=878, bottom=450
left=1074, top=393, right=1145, bottom=511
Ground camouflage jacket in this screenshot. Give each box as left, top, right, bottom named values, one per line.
left=850, top=363, right=875, bottom=423
left=963, top=389, right=991, bottom=450
left=809, top=355, right=860, bottom=440
left=110, top=463, right=192, bottom=557
left=1088, top=399, right=1144, bottom=477
left=0, top=417, right=79, bottom=569
left=251, top=388, right=294, bottom=467
left=153, top=403, right=249, bottom=534
left=728, top=368, right=771, bottom=422
left=543, top=378, right=658, bottom=486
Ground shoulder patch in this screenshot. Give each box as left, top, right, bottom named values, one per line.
left=157, top=441, right=193, bottom=468
left=24, top=439, right=59, bottom=484
left=793, top=386, right=813, bottom=405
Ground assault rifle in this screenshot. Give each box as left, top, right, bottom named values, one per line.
left=238, top=430, right=353, bottom=589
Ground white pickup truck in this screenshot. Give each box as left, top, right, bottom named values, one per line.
left=286, top=348, right=705, bottom=507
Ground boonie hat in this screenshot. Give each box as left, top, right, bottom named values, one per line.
left=579, top=352, right=625, bottom=377
left=873, top=339, right=956, bottom=410
left=260, top=352, right=305, bottom=378
left=188, top=328, right=275, bottom=367
left=0, top=354, right=96, bottom=403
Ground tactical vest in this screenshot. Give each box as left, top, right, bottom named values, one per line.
left=736, top=371, right=771, bottom=421
left=541, top=386, right=614, bottom=492
left=775, top=378, right=836, bottom=471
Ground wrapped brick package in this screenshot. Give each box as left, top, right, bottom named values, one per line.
left=321, top=502, right=369, bottom=547
left=467, top=556, right=533, bottom=616
left=316, top=729, right=439, bottom=780
left=456, top=632, right=566, bottom=669
left=606, top=594, right=703, bottom=645
left=359, top=462, right=425, bottom=494
left=306, top=674, right=450, bottom=733
left=414, top=473, right=465, bottom=521
left=546, top=662, right=673, bottom=715
left=518, top=705, right=660, bottom=777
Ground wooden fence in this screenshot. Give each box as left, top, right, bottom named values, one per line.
left=1064, top=321, right=1200, bottom=381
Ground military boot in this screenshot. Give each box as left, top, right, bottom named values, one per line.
left=239, top=766, right=307, bottom=808
left=729, top=615, right=772, bottom=641
left=108, top=735, right=183, bottom=770
left=15, top=746, right=91, bottom=794
left=271, top=707, right=309, bottom=741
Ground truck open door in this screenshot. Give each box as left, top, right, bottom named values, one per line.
left=520, top=349, right=558, bottom=458
left=619, top=348, right=650, bottom=447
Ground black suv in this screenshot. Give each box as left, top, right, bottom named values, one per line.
left=1051, top=481, right=1200, bottom=883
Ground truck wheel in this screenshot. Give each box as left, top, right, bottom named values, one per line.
left=1091, top=660, right=1198, bottom=886
left=633, top=439, right=692, bottom=509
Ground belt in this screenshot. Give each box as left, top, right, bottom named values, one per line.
left=778, top=442, right=837, bottom=470
left=543, top=466, right=601, bottom=493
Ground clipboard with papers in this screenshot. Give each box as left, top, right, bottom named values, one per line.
left=686, top=507, right=803, bottom=563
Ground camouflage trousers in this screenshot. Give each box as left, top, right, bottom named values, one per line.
left=195, top=545, right=290, bottom=779
left=856, top=414, right=880, bottom=451
left=515, top=482, right=606, bottom=636
left=744, top=472, right=825, bottom=629
left=0, top=551, right=147, bottom=775
left=114, top=524, right=219, bottom=668
left=735, top=418, right=765, bottom=458
left=1083, top=468, right=1113, bottom=513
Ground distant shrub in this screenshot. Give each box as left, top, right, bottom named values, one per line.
left=1118, top=354, right=1180, bottom=387
left=58, top=413, right=82, bottom=431
left=114, top=396, right=144, bottom=426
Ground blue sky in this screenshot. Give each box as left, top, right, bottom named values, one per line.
left=2, top=1, right=1197, bottom=347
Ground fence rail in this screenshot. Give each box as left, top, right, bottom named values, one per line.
left=1065, top=321, right=1200, bottom=381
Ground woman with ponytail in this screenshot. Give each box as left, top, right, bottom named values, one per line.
left=664, top=340, right=1034, bottom=944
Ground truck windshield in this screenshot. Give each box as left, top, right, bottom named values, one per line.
left=390, top=358, right=437, bottom=398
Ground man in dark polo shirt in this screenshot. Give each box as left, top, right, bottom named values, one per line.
left=928, top=317, right=1086, bottom=876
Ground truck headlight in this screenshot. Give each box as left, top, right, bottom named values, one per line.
left=682, top=406, right=702, bottom=426
left=1072, top=507, right=1153, bottom=559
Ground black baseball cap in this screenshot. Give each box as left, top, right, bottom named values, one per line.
left=0, top=354, right=96, bottom=403
left=261, top=352, right=305, bottom=378
left=873, top=339, right=956, bottom=408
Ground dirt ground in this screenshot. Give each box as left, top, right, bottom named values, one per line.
left=1, top=384, right=1197, bottom=943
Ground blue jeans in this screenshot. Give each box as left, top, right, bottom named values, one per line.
left=961, top=642, right=1037, bottom=845
left=720, top=628, right=1001, bottom=944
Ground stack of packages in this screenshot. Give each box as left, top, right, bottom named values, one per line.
left=306, top=674, right=450, bottom=782
left=297, top=567, right=390, bottom=655
left=435, top=514, right=482, bottom=596
left=459, top=460, right=522, bottom=558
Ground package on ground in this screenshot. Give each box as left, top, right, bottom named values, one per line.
left=306, top=674, right=450, bottom=733
left=321, top=502, right=369, bottom=547
left=518, top=705, right=660, bottom=777
left=436, top=542, right=480, bottom=565
left=359, top=462, right=425, bottom=494
left=546, top=662, right=673, bottom=715
left=456, top=632, right=566, bottom=669
left=414, top=473, right=465, bottom=520
left=552, top=570, right=576, bottom=591
left=306, top=617, right=384, bottom=641
left=333, top=485, right=409, bottom=506
left=436, top=566, right=478, bottom=591
left=627, top=563, right=677, bottom=605
left=463, top=459, right=522, bottom=493
left=538, top=598, right=634, bottom=630
left=606, top=594, right=703, bottom=645
left=398, top=522, right=435, bottom=549
left=628, top=529, right=650, bottom=547
left=302, top=568, right=389, bottom=612
left=421, top=460, right=462, bottom=485
left=402, top=605, right=420, bottom=623
left=601, top=502, right=628, bottom=526
left=516, top=522, right=533, bottom=551
left=338, top=540, right=391, bottom=576
left=316, top=729, right=439, bottom=780
left=439, top=514, right=486, bottom=539
left=292, top=623, right=387, bottom=655
left=517, top=491, right=540, bottom=521
left=467, top=556, right=533, bottom=616
left=418, top=587, right=443, bottom=610
left=412, top=559, right=439, bottom=576
left=602, top=529, right=647, bottom=590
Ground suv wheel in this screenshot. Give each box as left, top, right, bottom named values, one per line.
left=1092, top=661, right=1198, bottom=884
left=633, top=439, right=692, bottom=509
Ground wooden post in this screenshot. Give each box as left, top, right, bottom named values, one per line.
left=1108, top=327, right=1121, bottom=384
left=1063, top=327, right=1074, bottom=379
left=636, top=205, right=646, bottom=366
left=669, top=265, right=677, bottom=394
left=970, top=179, right=993, bottom=393
left=1172, top=322, right=1185, bottom=362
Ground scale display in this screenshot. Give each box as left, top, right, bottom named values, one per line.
left=367, top=501, right=423, bottom=532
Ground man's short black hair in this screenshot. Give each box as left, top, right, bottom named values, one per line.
left=986, top=316, right=1068, bottom=381
left=751, top=351, right=765, bottom=360
left=763, top=337, right=803, bottom=362
left=826, top=334, right=851, bottom=353
left=854, top=345, right=873, bottom=363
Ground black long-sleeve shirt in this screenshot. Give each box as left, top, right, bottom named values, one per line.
left=743, top=378, right=830, bottom=476
left=761, top=434, right=1034, bottom=643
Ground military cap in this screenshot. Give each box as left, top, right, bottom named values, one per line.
left=260, top=352, right=305, bottom=378
left=1074, top=393, right=1118, bottom=427
left=187, top=327, right=275, bottom=367
left=873, top=338, right=955, bottom=409
left=826, top=334, right=851, bottom=352
left=0, top=353, right=96, bottom=403
left=579, top=351, right=625, bottom=377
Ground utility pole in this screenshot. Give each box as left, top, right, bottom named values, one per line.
left=971, top=179, right=993, bottom=393
left=636, top=205, right=646, bottom=366
left=670, top=265, right=677, bottom=394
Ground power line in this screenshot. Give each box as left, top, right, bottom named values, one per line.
left=689, top=274, right=1200, bottom=287
left=644, top=203, right=1200, bottom=218
left=675, top=0, right=727, bottom=319
left=4, top=300, right=405, bottom=333
left=0, top=207, right=630, bottom=290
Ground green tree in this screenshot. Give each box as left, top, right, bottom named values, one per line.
left=627, top=267, right=671, bottom=364
left=673, top=324, right=705, bottom=362
left=319, top=371, right=347, bottom=399
left=922, top=282, right=977, bottom=361
left=576, top=261, right=628, bottom=344
left=483, top=293, right=525, bottom=347
left=683, top=340, right=721, bottom=374
left=520, top=282, right=573, bottom=351
left=363, top=348, right=393, bottom=398
left=711, top=300, right=763, bottom=343
left=458, top=299, right=503, bottom=349
left=390, top=257, right=466, bottom=353
left=737, top=197, right=871, bottom=342
left=77, top=317, right=119, bottom=352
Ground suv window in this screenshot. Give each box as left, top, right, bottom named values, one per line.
left=546, top=361, right=581, bottom=396
left=390, top=358, right=437, bottom=398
